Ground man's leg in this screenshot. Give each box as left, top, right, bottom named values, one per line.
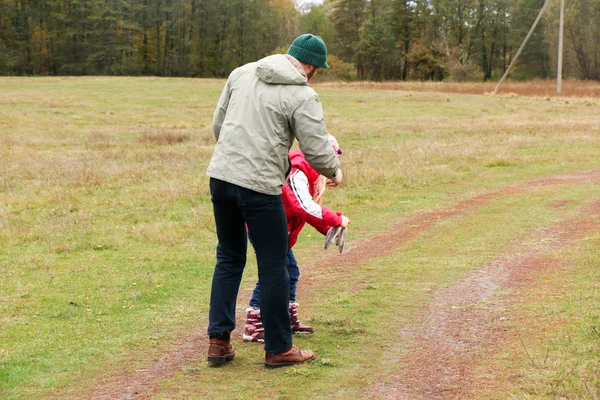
left=207, top=178, right=247, bottom=337
left=241, top=188, right=292, bottom=354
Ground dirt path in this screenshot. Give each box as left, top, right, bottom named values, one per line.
left=369, top=199, right=600, bottom=399
left=83, top=169, right=600, bottom=400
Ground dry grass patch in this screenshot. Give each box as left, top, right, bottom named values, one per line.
left=138, top=129, right=191, bottom=145
left=315, top=79, right=600, bottom=98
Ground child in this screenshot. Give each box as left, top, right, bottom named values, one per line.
left=244, top=134, right=350, bottom=343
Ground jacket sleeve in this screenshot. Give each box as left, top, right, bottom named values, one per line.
left=212, top=76, right=233, bottom=141
left=312, top=209, right=342, bottom=236
left=290, top=91, right=339, bottom=179
left=284, top=169, right=342, bottom=233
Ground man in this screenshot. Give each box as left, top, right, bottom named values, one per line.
left=206, top=34, right=343, bottom=368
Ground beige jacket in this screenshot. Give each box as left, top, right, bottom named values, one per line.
left=206, top=54, right=339, bottom=195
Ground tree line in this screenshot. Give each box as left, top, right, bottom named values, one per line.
left=0, top=0, right=597, bottom=81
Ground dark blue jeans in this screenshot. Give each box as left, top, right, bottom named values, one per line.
left=250, top=248, right=299, bottom=308
left=207, top=178, right=292, bottom=354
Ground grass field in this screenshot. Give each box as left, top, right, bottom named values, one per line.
left=318, top=79, right=600, bottom=98
left=1, top=77, right=599, bottom=399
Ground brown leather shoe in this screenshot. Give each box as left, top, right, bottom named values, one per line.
left=207, top=338, right=235, bottom=364
left=264, top=345, right=315, bottom=369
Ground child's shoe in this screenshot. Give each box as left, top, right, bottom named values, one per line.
left=289, top=303, right=314, bottom=334
left=243, top=308, right=264, bottom=343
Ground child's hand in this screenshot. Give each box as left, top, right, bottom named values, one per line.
left=340, top=215, right=350, bottom=228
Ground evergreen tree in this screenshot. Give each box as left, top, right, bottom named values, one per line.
left=330, top=0, right=367, bottom=63
left=564, top=0, right=599, bottom=80
left=510, top=0, right=550, bottom=79
left=0, top=0, right=596, bottom=81
left=354, top=15, right=397, bottom=80
left=391, top=0, right=416, bottom=80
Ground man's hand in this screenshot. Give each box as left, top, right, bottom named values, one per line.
left=327, top=168, right=343, bottom=187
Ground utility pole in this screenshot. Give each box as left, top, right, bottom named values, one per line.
left=557, top=0, right=565, bottom=94
left=493, top=0, right=551, bottom=95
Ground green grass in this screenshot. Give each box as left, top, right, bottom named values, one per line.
left=151, top=184, right=600, bottom=399
left=477, top=211, right=600, bottom=399
left=1, top=77, right=599, bottom=399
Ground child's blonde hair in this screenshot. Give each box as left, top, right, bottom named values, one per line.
left=313, top=133, right=341, bottom=204
left=313, top=175, right=327, bottom=204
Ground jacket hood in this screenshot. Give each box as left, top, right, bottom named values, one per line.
left=256, top=55, right=308, bottom=85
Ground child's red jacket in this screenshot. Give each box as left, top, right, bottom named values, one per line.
left=283, top=150, right=342, bottom=249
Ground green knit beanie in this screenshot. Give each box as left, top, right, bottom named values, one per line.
left=287, top=34, right=329, bottom=69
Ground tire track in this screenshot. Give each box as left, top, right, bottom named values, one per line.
left=67, top=169, right=600, bottom=400
left=368, top=200, right=600, bottom=399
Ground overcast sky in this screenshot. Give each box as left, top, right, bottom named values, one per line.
left=295, top=0, right=324, bottom=9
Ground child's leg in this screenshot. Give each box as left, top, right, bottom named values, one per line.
left=247, top=234, right=261, bottom=309
left=287, top=248, right=300, bottom=303
left=286, top=249, right=314, bottom=334
left=249, top=281, right=261, bottom=309
left=244, top=280, right=264, bottom=343
left=246, top=248, right=303, bottom=341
